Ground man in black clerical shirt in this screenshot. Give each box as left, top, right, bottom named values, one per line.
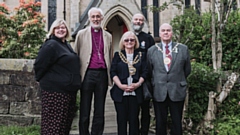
left=131, top=13, right=155, bottom=135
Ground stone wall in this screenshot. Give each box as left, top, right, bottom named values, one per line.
left=0, top=59, right=41, bottom=126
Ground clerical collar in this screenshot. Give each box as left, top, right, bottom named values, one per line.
left=91, top=27, right=101, bottom=33
left=134, top=31, right=140, bottom=35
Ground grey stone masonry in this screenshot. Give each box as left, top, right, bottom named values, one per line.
left=0, top=59, right=41, bottom=126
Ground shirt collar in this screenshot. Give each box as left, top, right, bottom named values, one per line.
left=161, top=41, right=172, bottom=48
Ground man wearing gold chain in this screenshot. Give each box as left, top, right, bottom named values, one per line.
left=74, top=7, right=113, bottom=135
left=147, top=23, right=191, bottom=135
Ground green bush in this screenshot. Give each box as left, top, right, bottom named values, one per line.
left=171, top=7, right=212, bottom=66
left=171, top=8, right=240, bottom=133
left=212, top=115, right=240, bottom=135
left=186, top=62, right=220, bottom=131
left=221, top=10, right=240, bottom=71
left=171, top=8, right=240, bottom=72
left=0, top=0, right=46, bottom=59
left=211, top=83, right=240, bottom=134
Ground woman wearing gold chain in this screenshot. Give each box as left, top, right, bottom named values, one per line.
left=110, top=31, right=148, bottom=135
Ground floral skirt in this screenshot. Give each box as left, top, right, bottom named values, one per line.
left=41, top=90, right=77, bottom=135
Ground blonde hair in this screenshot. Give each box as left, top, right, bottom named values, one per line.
left=47, top=19, right=71, bottom=40
left=119, top=31, right=139, bottom=50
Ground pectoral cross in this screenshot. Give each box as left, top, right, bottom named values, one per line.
left=97, top=51, right=101, bottom=60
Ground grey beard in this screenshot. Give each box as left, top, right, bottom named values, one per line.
left=132, top=24, right=143, bottom=32
left=90, top=22, right=101, bottom=29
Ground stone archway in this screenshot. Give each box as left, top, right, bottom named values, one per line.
left=101, top=5, right=150, bottom=52
left=103, top=5, right=132, bottom=30
left=103, top=5, right=150, bottom=33
left=101, top=6, right=132, bottom=52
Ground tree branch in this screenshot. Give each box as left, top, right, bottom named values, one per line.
left=216, top=72, right=239, bottom=103
left=221, top=0, right=233, bottom=30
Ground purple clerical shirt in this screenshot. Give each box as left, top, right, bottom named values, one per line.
left=88, top=27, right=106, bottom=69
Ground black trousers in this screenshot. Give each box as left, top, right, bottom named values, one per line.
left=153, top=95, right=184, bottom=135
left=79, top=69, right=108, bottom=135
left=114, top=96, right=140, bottom=135
left=139, top=100, right=151, bottom=135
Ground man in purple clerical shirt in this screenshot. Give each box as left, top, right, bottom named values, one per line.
left=74, top=7, right=113, bottom=135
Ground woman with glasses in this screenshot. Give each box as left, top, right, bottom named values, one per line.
left=34, top=19, right=81, bottom=135
left=110, top=31, right=148, bottom=135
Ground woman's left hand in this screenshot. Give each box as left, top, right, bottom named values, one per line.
left=128, top=83, right=140, bottom=91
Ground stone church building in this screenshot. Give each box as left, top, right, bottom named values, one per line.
left=1, top=0, right=240, bottom=129
left=1, top=0, right=239, bottom=51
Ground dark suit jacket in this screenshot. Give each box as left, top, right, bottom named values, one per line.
left=110, top=50, right=148, bottom=104
left=147, top=42, right=191, bottom=102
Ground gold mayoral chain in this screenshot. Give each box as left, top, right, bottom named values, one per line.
left=155, top=43, right=179, bottom=65
left=119, top=52, right=142, bottom=76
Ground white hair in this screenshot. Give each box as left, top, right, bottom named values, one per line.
left=88, top=7, right=104, bottom=18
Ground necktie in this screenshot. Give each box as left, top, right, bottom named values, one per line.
left=165, top=44, right=172, bottom=70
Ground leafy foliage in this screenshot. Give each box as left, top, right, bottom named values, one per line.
left=147, top=0, right=183, bottom=12
left=171, top=8, right=240, bottom=72
left=0, top=0, right=46, bottom=59
left=212, top=115, right=240, bottom=135
left=212, top=83, right=240, bottom=135
left=186, top=62, right=220, bottom=129
left=170, top=7, right=240, bottom=134
left=221, top=11, right=240, bottom=71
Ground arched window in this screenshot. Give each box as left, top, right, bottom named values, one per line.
left=48, top=0, right=56, bottom=30
left=195, top=0, right=201, bottom=15
left=185, top=0, right=190, bottom=8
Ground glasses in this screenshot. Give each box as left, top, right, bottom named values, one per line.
left=55, top=26, right=66, bottom=30
left=124, top=38, right=135, bottom=42
left=90, top=15, right=101, bottom=19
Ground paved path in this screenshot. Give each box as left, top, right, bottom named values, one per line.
left=70, top=87, right=155, bottom=135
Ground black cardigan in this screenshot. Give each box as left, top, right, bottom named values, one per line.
left=34, top=36, right=81, bottom=94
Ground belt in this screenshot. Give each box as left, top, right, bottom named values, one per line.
left=88, top=68, right=107, bottom=71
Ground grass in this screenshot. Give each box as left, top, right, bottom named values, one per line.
left=0, top=125, right=40, bottom=135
